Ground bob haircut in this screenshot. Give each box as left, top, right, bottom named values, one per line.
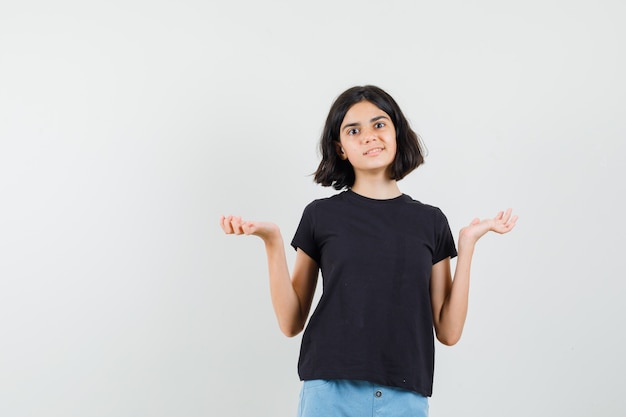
left=313, top=85, right=425, bottom=190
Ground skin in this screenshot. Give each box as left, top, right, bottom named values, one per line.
left=335, top=101, right=400, bottom=199
left=220, top=100, right=518, bottom=344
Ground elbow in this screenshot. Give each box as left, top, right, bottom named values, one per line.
left=281, top=328, right=301, bottom=338
left=437, top=335, right=460, bottom=346
left=279, top=322, right=304, bottom=338
left=436, top=330, right=462, bottom=346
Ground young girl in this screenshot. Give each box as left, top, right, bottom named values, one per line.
left=220, top=85, right=517, bottom=417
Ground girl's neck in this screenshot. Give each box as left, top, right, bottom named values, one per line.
left=350, top=177, right=402, bottom=200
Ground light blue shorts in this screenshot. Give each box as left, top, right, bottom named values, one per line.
left=297, top=379, right=429, bottom=417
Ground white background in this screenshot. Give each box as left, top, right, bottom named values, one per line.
left=1, top=1, right=625, bottom=416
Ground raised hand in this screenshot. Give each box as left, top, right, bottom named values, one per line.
left=220, top=215, right=280, bottom=241
left=459, top=208, right=518, bottom=246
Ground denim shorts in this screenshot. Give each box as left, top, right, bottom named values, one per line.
left=297, top=379, right=428, bottom=417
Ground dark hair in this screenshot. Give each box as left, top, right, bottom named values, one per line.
left=313, top=85, right=425, bottom=190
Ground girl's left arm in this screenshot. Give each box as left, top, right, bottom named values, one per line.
left=430, top=208, right=517, bottom=346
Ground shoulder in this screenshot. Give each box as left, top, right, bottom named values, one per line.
left=402, top=194, right=447, bottom=215
left=401, top=195, right=454, bottom=231
left=302, top=191, right=349, bottom=211
left=295, top=193, right=349, bottom=236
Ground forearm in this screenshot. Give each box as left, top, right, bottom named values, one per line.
left=438, top=242, right=475, bottom=345
left=220, top=215, right=314, bottom=336
left=434, top=209, right=517, bottom=345
left=263, top=234, right=305, bottom=337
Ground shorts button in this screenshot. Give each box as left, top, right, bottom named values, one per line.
left=375, top=390, right=382, bottom=398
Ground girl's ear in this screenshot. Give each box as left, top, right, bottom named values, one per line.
left=334, top=141, right=347, bottom=160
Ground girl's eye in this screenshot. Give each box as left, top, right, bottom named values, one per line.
left=375, top=122, right=385, bottom=128
left=348, top=128, right=359, bottom=135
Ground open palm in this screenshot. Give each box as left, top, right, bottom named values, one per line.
left=459, top=208, right=517, bottom=244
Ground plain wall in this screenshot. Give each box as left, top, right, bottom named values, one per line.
left=1, top=1, right=624, bottom=416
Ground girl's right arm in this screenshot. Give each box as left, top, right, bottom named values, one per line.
left=220, top=215, right=319, bottom=337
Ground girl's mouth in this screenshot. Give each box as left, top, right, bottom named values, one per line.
left=363, top=147, right=384, bottom=156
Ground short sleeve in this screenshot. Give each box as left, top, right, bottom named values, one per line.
left=291, top=202, right=321, bottom=264
left=432, top=208, right=457, bottom=264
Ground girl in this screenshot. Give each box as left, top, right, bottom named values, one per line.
left=220, top=85, right=517, bottom=417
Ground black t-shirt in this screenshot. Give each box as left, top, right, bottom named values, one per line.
left=291, top=189, right=457, bottom=397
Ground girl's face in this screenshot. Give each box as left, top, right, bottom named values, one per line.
left=336, top=100, right=397, bottom=178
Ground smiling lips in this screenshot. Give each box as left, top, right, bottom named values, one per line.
left=363, top=147, right=384, bottom=156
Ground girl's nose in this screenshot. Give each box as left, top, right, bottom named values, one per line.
left=363, top=128, right=377, bottom=143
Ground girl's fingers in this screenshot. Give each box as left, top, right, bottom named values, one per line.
left=503, top=210, right=516, bottom=227
left=231, top=216, right=245, bottom=234
left=220, top=215, right=234, bottom=234
left=502, top=208, right=512, bottom=223
left=241, top=221, right=254, bottom=235
left=499, top=212, right=517, bottom=232
left=494, top=209, right=514, bottom=228
left=220, top=215, right=246, bottom=234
